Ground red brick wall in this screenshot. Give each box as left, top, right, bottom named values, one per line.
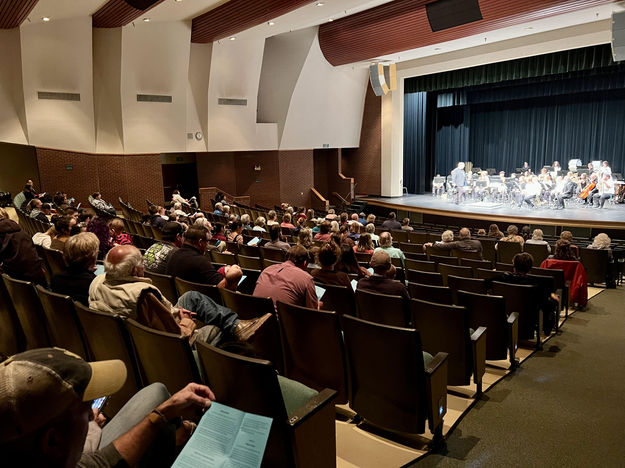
left=196, top=152, right=237, bottom=195
left=278, top=150, right=313, bottom=208
left=36, top=148, right=163, bottom=210
left=342, top=86, right=381, bottom=195
left=235, top=151, right=281, bottom=208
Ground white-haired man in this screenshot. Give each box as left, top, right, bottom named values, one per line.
left=89, top=245, right=269, bottom=342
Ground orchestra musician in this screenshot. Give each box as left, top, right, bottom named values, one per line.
left=599, top=161, right=612, bottom=178
left=551, top=161, right=562, bottom=179
left=555, top=173, right=577, bottom=209
left=450, top=162, right=467, bottom=204
left=519, top=175, right=541, bottom=208
left=592, top=174, right=614, bottom=209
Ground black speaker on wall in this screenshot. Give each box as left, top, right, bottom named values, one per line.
left=612, top=10, right=625, bottom=62
left=426, top=0, right=483, bottom=32
left=124, top=0, right=161, bottom=10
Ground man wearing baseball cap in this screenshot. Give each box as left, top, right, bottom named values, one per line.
left=0, top=347, right=215, bottom=467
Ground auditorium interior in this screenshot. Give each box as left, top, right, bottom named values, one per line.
left=1, top=0, right=625, bottom=466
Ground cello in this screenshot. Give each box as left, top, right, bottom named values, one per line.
left=579, top=181, right=596, bottom=199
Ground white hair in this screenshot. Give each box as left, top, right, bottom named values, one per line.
left=104, top=247, right=143, bottom=279
left=592, top=233, right=611, bottom=249
left=241, top=214, right=250, bottom=224
left=532, top=229, right=544, bottom=240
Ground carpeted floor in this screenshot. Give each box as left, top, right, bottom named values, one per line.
left=411, top=286, right=625, bottom=467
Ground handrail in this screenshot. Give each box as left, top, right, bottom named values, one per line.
left=198, top=187, right=251, bottom=211
left=311, top=187, right=329, bottom=212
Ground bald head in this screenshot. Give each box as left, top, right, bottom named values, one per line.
left=104, top=245, right=144, bottom=279
left=459, top=228, right=471, bottom=240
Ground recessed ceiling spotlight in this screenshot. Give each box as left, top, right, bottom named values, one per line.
left=42, top=17, right=50, bottom=22
left=268, top=21, right=275, bottom=26
left=229, top=36, right=236, bottom=40
left=316, top=2, right=324, bottom=6
left=328, top=18, right=334, bottom=22
left=143, top=17, right=150, bottom=22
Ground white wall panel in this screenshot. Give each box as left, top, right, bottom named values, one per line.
left=186, top=43, right=211, bottom=152
left=207, top=38, right=277, bottom=151
left=20, top=17, right=95, bottom=152
left=120, top=21, right=190, bottom=153
left=93, top=28, right=123, bottom=153
left=0, top=29, right=27, bottom=145
left=279, top=34, right=368, bottom=150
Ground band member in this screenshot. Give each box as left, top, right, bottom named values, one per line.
left=599, top=161, right=612, bottom=178
left=522, top=161, right=531, bottom=174
left=451, top=162, right=467, bottom=204
left=551, top=161, right=562, bottom=178
left=586, top=173, right=599, bottom=205
left=432, top=174, right=444, bottom=197
left=592, top=174, right=614, bottom=209
left=555, top=174, right=577, bottom=209
left=519, top=175, right=541, bottom=208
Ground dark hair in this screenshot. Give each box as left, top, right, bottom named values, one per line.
left=319, top=221, right=331, bottom=234
left=512, top=252, right=533, bottom=274
left=269, top=224, right=281, bottom=241
left=554, top=239, right=576, bottom=261
left=340, top=213, right=348, bottom=224
left=148, top=205, right=158, bottom=215
left=92, top=192, right=100, bottom=199
left=184, top=226, right=209, bottom=244
left=214, top=223, right=224, bottom=234
left=521, top=225, right=531, bottom=240
left=317, top=243, right=339, bottom=268
left=287, top=245, right=309, bottom=265
left=388, top=212, right=396, bottom=219
left=162, top=222, right=184, bottom=242
left=41, top=203, right=52, bottom=211
left=63, top=207, right=77, bottom=216
left=53, top=216, right=72, bottom=235
left=230, top=220, right=242, bottom=232
left=336, top=244, right=360, bottom=274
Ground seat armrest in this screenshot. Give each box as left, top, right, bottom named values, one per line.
left=287, top=388, right=337, bottom=428
left=507, top=312, right=519, bottom=365
left=470, top=326, right=487, bottom=388
left=425, top=352, right=448, bottom=434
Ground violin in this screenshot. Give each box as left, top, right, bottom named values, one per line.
left=579, top=182, right=596, bottom=199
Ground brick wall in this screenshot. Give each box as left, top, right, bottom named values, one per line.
left=235, top=151, right=281, bottom=208
left=342, top=85, right=381, bottom=195
left=36, top=148, right=163, bottom=210
left=278, top=150, right=313, bottom=208
left=196, top=152, right=237, bottom=195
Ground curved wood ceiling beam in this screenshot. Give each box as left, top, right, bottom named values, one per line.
left=93, top=0, right=166, bottom=28
left=0, top=0, right=39, bottom=29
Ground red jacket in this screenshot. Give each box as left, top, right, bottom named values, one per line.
left=540, top=259, right=588, bottom=307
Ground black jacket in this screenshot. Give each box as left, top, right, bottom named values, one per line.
left=0, top=218, right=46, bottom=284
left=166, top=244, right=223, bottom=285
left=51, top=267, right=96, bottom=306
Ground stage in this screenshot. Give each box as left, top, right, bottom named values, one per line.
left=361, top=194, right=625, bottom=232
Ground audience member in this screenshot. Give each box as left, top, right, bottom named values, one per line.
left=339, top=224, right=355, bottom=247
left=487, top=223, right=503, bottom=238
left=266, top=210, right=279, bottom=226
left=588, top=233, right=616, bottom=286
left=357, top=250, right=410, bottom=301
left=366, top=214, right=376, bottom=225
left=374, top=232, right=406, bottom=262
left=109, top=218, right=132, bottom=246
left=0, top=207, right=46, bottom=285
left=29, top=199, right=51, bottom=224
left=354, top=233, right=374, bottom=254
left=212, top=223, right=227, bottom=242
left=144, top=222, right=185, bottom=274
left=325, top=208, right=337, bottom=221
left=357, top=212, right=367, bottom=225
left=227, top=220, right=244, bottom=245
left=240, top=214, right=252, bottom=230
left=253, top=216, right=266, bottom=232
left=264, top=224, right=291, bottom=252
left=347, top=222, right=361, bottom=241
left=349, top=213, right=362, bottom=226
left=297, top=228, right=313, bottom=249
left=499, top=225, right=524, bottom=245
left=438, top=230, right=454, bottom=243
left=213, top=202, right=223, bottom=215
left=171, top=189, right=189, bottom=206
left=311, top=243, right=351, bottom=287
left=401, top=218, right=413, bottom=231
left=51, top=232, right=100, bottom=306
left=91, top=245, right=267, bottom=341
left=365, top=223, right=379, bottom=246
left=550, top=239, right=577, bottom=261
left=520, top=225, right=531, bottom=241
left=427, top=227, right=482, bottom=256
left=313, top=221, right=332, bottom=242
left=381, top=212, right=402, bottom=230
left=336, top=244, right=370, bottom=278
left=254, top=245, right=318, bottom=308
left=32, top=224, right=55, bottom=248
left=477, top=228, right=486, bottom=236
left=50, top=216, right=75, bottom=251
left=280, top=213, right=296, bottom=230
left=339, top=212, right=349, bottom=225
left=87, top=216, right=114, bottom=259
left=559, top=230, right=580, bottom=257
left=525, top=229, right=551, bottom=252
left=91, top=192, right=116, bottom=215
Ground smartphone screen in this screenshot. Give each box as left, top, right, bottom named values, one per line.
left=92, top=396, right=108, bottom=411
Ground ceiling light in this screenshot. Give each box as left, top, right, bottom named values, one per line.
left=174, top=0, right=183, bottom=2
left=229, top=36, right=236, bottom=41
left=328, top=18, right=333, bottom=22
left=42, top=17, right=50, bottom=22
left=143, top=17, right=150, bottom=22
left=268, top=21, right=275, bottom=26
left=316, top=2, right=324, bottom=6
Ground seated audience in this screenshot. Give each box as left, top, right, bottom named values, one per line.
left=227, top=220, right=244, bottom=245
left=477, top=228, right=487, bottom=236
left=349, top=213, right=362, bottom=226
left=32, top=225, right=55, bottom=248
left=144, top=222, right=185, bottom=274
left=0, top=207, right=46, bottom=285
left=520, top=225, right=531, bottom=241
left=213, top=202, right=223, bottom=215
left=339, top=212, right=349, bottom=225
left=91, top=245, right=267, bottom=341
left=254, top=245, right=318, bottom=308
left=109, top=218, right=132, bottom=246
left=91, top=192, right=116, bottom=215
left=588, top=232, right=612, bottom=258
left=427, top=227, right=482, bottom=256
left=172, top=202, right=186, bottom=218
left=252, top=216, right=267, bottom=232
left=325, top=208, right=337, bottom=221
left=50, top=216, right=75, bottom=251
left=559, top=230, right=580, bottom=257
left=167, top=226, right=239, bottom=287
left=499, top=225, right=524, bottom=245
left=487, top=223, right=503, bottom=238
left=365, top=223, right=379, bottom=246
left=336, top=244, right=370, bottom=278
left=437, top=230, right=454, bottom=244
left=87, top=216, right=114, bottom=259
left=366, top=214, right=376, bottom=225
left=313, top=221, right=332, bottom=242
left=51, top=232, right=100, bottom=306
left=148, top=205, right=167, bottom=229
left=339, top=225, right=355, bottom=247
left=525, top=229, right=551, bottom=252
left=280, top=213, right=296, bottom=230
left=264, top=224, right=291, bottom=252
left=374, top=232, right=406, bottom=262
left=297, top=228, right=313, bottom=249
left=347, top=222, right=361, bottom=241
left=358, top=212, right=367, bottom=225
left=266, top=210, right=279, bottom=226
left=29, top=199, right=51, bottom=224
left=354, top=234, right=374, bottom=254
left=550, top=239, right=577, bottom=261
left=212, top=223, right=227, bottom=242
left=240, top=214, right=252, bottom=230
left=311, top=243, right=351, bottom=287
left=171, top=189, right=189, bottom=206
left=401, top=218, right=414, bottom=231
left=381, top=212, right=402, bottom=230
left=0, top=347, right=224, bottom=468
left=357, top=250, right=410, bottom=301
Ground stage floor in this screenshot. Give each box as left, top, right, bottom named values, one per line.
left=361, top=194, right=625, bottom=230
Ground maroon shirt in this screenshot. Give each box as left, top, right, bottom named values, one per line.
left=253, top=260, right=318, bottom=309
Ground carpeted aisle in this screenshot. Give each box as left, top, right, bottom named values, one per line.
left=412, top=286, right=625, bottom=467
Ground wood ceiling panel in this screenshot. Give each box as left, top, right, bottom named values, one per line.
left=319, top=0, right=618, bottom=65
left=93, top=0, right=166, bottom=28
left=0, top=0, right=39, bottom=29
left=191, top=0, right=311, bottom=43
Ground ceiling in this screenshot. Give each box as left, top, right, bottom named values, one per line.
left=10, top=0, right=625, bottom=66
